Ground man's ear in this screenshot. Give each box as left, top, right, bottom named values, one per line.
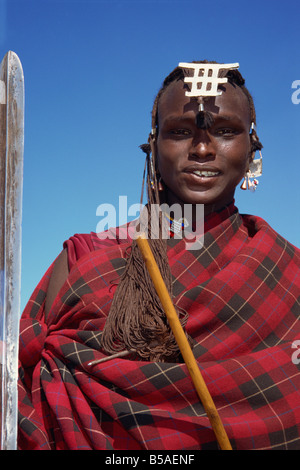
left=149, top=131, right=156, bottom=149
left=249, top=150, right=256, bottom=165
left=245, top=149, right=254, bottom=173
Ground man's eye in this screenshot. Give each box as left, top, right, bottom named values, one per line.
left=215, top=128, right=237, bottom=136
left=169, top=129, right=191, bottom=136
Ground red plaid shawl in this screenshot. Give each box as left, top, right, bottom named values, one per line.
left=18, top=204, right=300, bottom=450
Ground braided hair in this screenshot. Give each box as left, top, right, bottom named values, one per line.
left=101, top=61, right=263, bottom=362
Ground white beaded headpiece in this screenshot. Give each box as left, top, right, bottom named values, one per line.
left=177, top=62, right=240, bottom=129
left=178, top=62, right=240, bottom=98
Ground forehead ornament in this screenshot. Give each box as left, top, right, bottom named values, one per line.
left=178, top=62, right=239, bottom=129
left=178, top=62, right=240, bottom=97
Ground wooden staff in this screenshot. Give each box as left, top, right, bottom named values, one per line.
left=136, top=234, right=232, bottom=451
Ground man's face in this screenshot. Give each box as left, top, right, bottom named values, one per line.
left=156, top=79, right=252, bottom=211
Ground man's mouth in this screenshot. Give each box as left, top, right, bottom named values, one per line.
left=191, top=170, right=221, bottom=177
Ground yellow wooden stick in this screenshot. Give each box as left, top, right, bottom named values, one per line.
left=136, top=235, right=232, bottom=450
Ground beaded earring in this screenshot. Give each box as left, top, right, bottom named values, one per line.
left=240, top=150, right=262, bottom=192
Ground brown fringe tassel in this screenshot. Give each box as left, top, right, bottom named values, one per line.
left=101, top=141, right=193, bottom=362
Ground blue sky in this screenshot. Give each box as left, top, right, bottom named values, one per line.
left=0, top=0, right=299, bottom=311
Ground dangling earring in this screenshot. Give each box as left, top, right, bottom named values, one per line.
left=240, top=150, right=262, bottom=192
left=240, top=171, right=259, bottom=191
left=149, top=154, right=156, bottom=190
left=240, top=175, right=248, bottom=190
left=158, top=177, right=164, bottom=191
left=147, top=129, right=157, bottom=191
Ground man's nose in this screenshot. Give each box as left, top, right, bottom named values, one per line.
left=189, top=131, right=216, bottom=160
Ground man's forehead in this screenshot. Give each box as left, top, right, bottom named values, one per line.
left=159, top=79, right=250, bottom=119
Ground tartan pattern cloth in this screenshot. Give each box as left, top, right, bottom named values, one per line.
left=18, top=204, right=300, bottom=450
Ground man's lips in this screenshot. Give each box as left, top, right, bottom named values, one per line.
left=183, top=165, right=222, bottom=178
